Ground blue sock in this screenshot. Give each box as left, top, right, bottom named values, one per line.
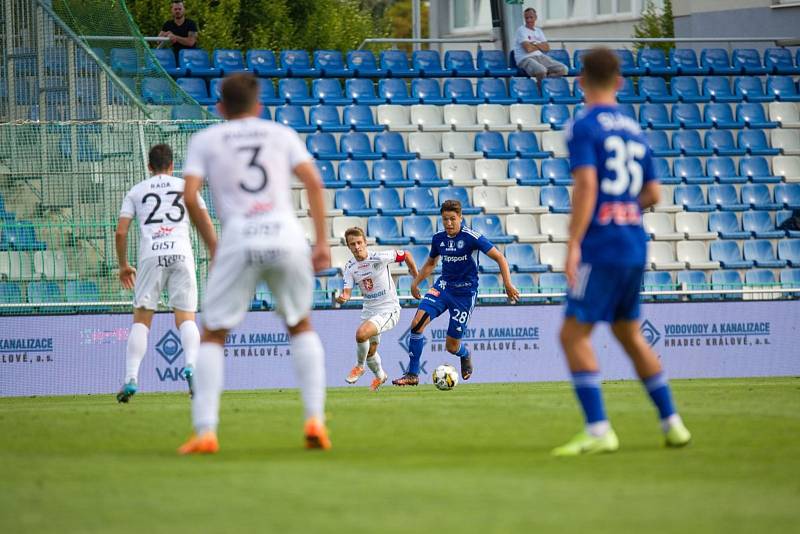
left=642, top=372, right=676, bottom=420
left=452, top=344, right=469, bottom=358
left=571, top=371, right=607, bottom=424
left=407, top=333, right=424, bottom=375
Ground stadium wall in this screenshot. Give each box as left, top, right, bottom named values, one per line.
left=1, top=301, right=798, bottom=397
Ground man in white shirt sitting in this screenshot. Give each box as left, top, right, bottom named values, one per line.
left=514, top=7, right=568, bottom=82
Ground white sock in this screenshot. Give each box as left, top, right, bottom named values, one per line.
left=366, top=353, right=384, bottom=378
left=661, top=413, right=683, bottom=433
left=356, top=340, right=369, bottom=367
left=586, top=420, right=611, bottom=437
left=192, top=342, right=224, bottom=434
left=125, top=322, right=149, bottom=383
left=291, top=331, right=326, bottom=422
left=179, top=321, right=201, bottom=369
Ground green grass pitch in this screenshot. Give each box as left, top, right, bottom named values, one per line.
left=1, top=378, right=798, bottom=533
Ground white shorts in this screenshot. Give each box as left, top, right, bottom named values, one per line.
left=202, top=245, right=313, bottom=331
left=133, top=255, right=197, bottom=311
left=363, top=308, right=400, bottom=343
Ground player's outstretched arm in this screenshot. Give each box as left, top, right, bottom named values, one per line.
left=183, top=175, right=217, bottom=257
left=403, top=250, right=419, bottom=279
left=335, top=287, right=352, bottom=305
left=486, top=247, right=519, bottom=303
left=638, top=180, right=661, bottom=210
left=566, top=166, right=598, bottom=288
left=411, top=257, right=437, bottom=299
left=295, top=161, right=331, bottom=273
left=114, top=217, right=136, bottom=289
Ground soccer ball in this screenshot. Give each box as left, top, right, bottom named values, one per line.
left=432, top=364, right=459, bottom=391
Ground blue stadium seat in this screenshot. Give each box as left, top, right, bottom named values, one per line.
left=179, top=49, right=220, bottom=77
left=641, top=103, right=679, bottom=130
left=345, top=79, right=385, bottom=105
left=213, top=49, right=245, bottom=75
left=541, top=158, right=572, bottom=185
left=314, top=50, right=351, bottom=78
left=542, top=78, right=580, bottom=104
left=1, top=221, right=46, bottom=250
left=306, top=132, right=347, bottom=160
left=542, top=104, right=572, bottom=129
left=65, top=280, right=108, bottom=313
left=615, top=48, right=645, bottom=76
left=738, top=130, right=780, bottom=156
left=477, top=274, right=504, bottom=303
left=744, top=240, right=786, bottom=267
left=668, top=103, right=709, bottom=130
left=0, top=282, right=22, bottom=310
left=373, top=160, right=413, bottom=188
left=312, top=79, right=351, bottom=105
left=777, top=210, right=800, bottom=237
left=734, top=76, right=774, bottom=103
left=646, top=130, right=680, bottom=157
left=246, top=49, right=285, bottom=77
left=472, top=215, right=514, bottom=244
left=370, top=189, right=412, bottom=216
left=710, top=211, right=750, bottom=239
left=58, top=129, right=104, bottom=162
left=510, top=273, right=538, bottom=303
left=701, top=48, right=736, bottom=75
left=43, top=47, right=66, bottom=75
left=742, top=211, right=784, bottom=239
left=27, top=281, right=66, bottom=310
left=670, top=76, right=710, bottom=103
left=638, top=48, right=676, bottom=76
left=508, top=158, right=547, bottom=186
left=674, top=130, right=713, bottom=156
left=399, top=271, right=433, bottom=294
left=403, top=215, right=435, bottom=244
left=443, top=78, right=482, bottom=104
left=309, top=105, right=350, bottom=133
left=475, top=132, right=515, bottom=159
left=677, top=270, right=708, bottom=300
left=642, top=271, right=678, bottom=301
left=378, top=79, right=416, bottom=105
left=780, top=268, right=800, bottom=286
left=280, top=50, right=318, bottom=77
left=335, top=189, right=377, bottom=216
left=381, top=50, right=416, bottom=78
left=745, top=269, right=777, bottom=287
left=347, top=50, right=385, bottom=78
left=508, top=131, right=550, bottom=158
left=444, top=50, right=482, bottom=77
left=0, top=195, right=15, bottom=222
left=407, top=159, right=448, bottom=187
left=775, top=183, right=800, bottom=209
left=411, top=78, right=449, bottom=104
left=572, top=79, right=585, bottom=102
left=239, top=78, right=282, bottom=105
left=740, top=156, right=781, bottom=184
left=339, top=160, right=377, bottom=188
left=339, top=132, right=380, bottom=160
left=572, top=49, right=588, bottom=72
left=368, top=216, right=410, bottom=245
left=506, top=243, right=548, bottom=272
left=148, top=48, right=185, bottom=77
left=476, top=78, right=515, bottom=104
left=706, top=156, right=742, bottom=184
left=710, top=241, right=753, bottom=269
left=107, top=77, right=136, bottom=105
left=477, top=50, right=516, bottom=77
left=374, top=132, right=415, bottom=160
left=674, top=184, right=714, bottom=212
left=546, top=49, right=575, bottom=75
left=764, top=48, right=800, bottom=75
left=313, top=279, right=331, bottom=308
left=141, top=78, right=181, bottom=104
left=274, top=105, right=315, bottom=133
left=176, top=78, right=214, bottom=105
left=404, top=187, right=439, bottom=215
left=732, top=48, right=767, bottom=75
left=705, top=130, right=745, bottom=156
left=671, top=49, right=707, bottom=75
left=736, top=103, right=778, bottom=129
left=509, top=77, right=545, bottom=104
left=711, top=270, right=743, bottom=300
left=778, top=239, right=800, bottom=266
left=413, top=50, right=448, bottom=78
left=674, top=157, right=712, bottom=184
left=617, top=77, right=645, bottom=103
left=766, top=76, right=800, bottom=102
left=703, top=77, right=740, bottom=103
left=703, top=103, right=743, bottom=129
left=110, top=48, right=143, bottom=76
left=640, top=77, right=678, bottom=104
left=539, top=272, right=568, bottom=302
left=708, top=184, right=748, bottom=211
left=653, top=158, right=680, bottom=185
left=170, top=104, right=206, bottom=130
left=741, top=183, right=782, bottom=210
left=438, top=186, right=482, bottom=214
left=277, top=78, right=316, bottom=105
left=315, top=160, right=343, bottom=188
left=540, top=185, right=571, bottom=214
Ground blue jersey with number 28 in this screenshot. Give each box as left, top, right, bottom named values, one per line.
left=566, top=104, right=656, bottom=267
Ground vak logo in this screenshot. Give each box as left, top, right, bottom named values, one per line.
left=640, top=319, right=661, bottom=347
left=155, top=330, right=183, bottom=364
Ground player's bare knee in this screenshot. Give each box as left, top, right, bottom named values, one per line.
left=355, top=324, right=373, bottom=344
left=202, top=328, right=227, bottom=345
left=445, top=338, right=461, bottom=353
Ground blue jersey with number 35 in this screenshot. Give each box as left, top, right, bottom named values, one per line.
left=566, top=105, right=656, bottom=267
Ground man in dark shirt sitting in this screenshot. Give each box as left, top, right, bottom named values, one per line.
left=159, top=1, right=198, bottom=62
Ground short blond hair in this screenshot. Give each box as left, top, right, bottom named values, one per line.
left=344, top=226, right=366, bottom=242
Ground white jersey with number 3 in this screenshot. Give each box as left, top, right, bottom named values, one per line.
left=119, top=174, right=205, bottom=262
left=343, top=250, right=405, bottom=315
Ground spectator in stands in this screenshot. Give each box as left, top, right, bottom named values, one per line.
left=159, top=1, right=198, bottom=61
left=514, top=7, right=567, bottom=82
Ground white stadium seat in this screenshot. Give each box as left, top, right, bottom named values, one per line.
left=506, top=186, right=547, bottom=214
left=643, top=212, right=682, bottom=241
left=472, top=186, right=514, bottom=214
left=331, top=246, right=353, bottom=272
left=506, top=214, right=547, bottom=243
left=647, top=242, right=684, bottom=270
left=539, top=213, right=569, bottom=242
left=474, top=158, right=511, bottom=186
left=771, top=129, right=800, bottom=155
left=509, top=104, right=548, bottom=131
left=768, top=102, right=800, bottom=128
left=675, top=212, right=716, bottom=240
left=300, top=216, right=340, bottom=246
left=676, top=241, right=719, bottom=270
left=410, top=105, right=448, bottom=132
left=444, top=104, right=482, bottom=131
left=539, top=243, right=567, bottom=271
left=541, top=130, right=567, bottom=157
left=33, top=250, right=76, bottom=280
left=301, top=188, right=343, bottom=216
left=440, top=159, right=478, bottom=186
left=0, top=251, right=36, bottom=281
left=442, top=131, right=481, bottom=159
left=654, top=185, right=681, bottom=213
left=476, top=104, right=515, bottom=131
left=409, top=132, right=448, bottom=159
left=773, top=155, right=800, bottom=182
left=376, top=104, right=415, bottom=132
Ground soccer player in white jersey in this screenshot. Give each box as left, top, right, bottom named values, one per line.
left=115, top=143, right=216, bottom=403
left=178, top=73, right=332, bottom=454
left=336, top=227, right=418, bottom=390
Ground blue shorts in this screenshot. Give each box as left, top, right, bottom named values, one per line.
left=418, top=281, right=477, bottom=339
left=565, top=264, right=644, bottom=324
